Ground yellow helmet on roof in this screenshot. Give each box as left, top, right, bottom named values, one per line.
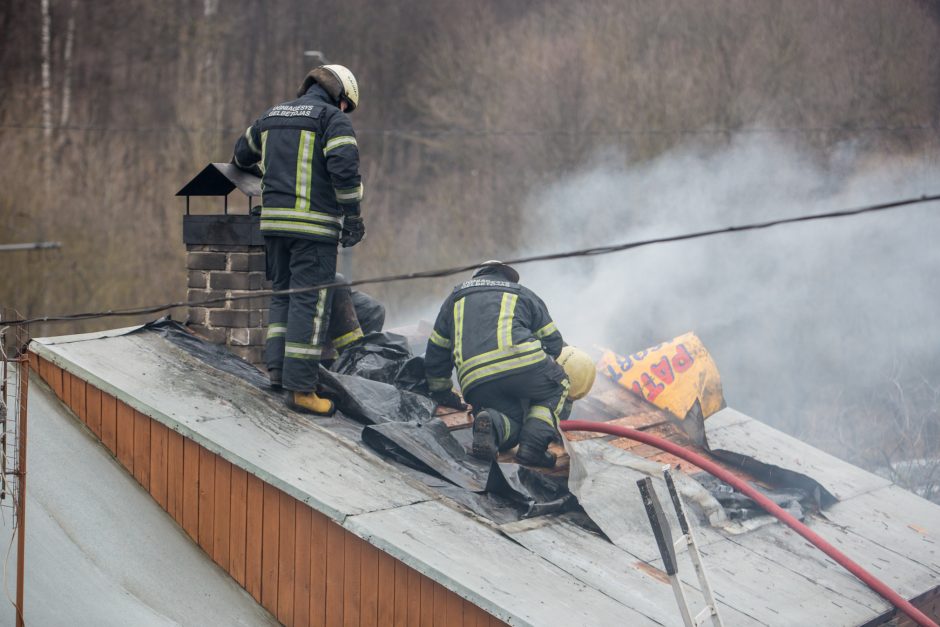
left=557, top=346, right=596, bottom=400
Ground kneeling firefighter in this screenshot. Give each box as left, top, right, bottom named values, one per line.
left=425, top=261, right=595, bottom=467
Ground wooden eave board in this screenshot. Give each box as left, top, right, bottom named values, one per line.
left=30, top=332, right=432, bottom=522
left=499, top=516, right=758, bottom=626
left=705, top=408, right=892, bottom=500
left=346, top=499, right=649, bottom=627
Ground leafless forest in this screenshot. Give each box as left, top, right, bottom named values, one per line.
left=2, top=1, right=940, bottom=494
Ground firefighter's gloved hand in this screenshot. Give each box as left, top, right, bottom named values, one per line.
left=431, top=389, right=467, bottom=411
left=340, top=215, right=365, bottom=248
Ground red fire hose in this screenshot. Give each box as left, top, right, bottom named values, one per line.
left=559, top=420, right=939, bottom=627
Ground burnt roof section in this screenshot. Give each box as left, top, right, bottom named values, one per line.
left=176, top=162, right=262, bottom=197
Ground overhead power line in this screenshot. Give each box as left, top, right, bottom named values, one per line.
left=0, top=122, right=937, bottom=138
left=3, top=193, right=938, bottom=327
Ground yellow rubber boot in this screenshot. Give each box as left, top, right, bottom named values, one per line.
left=289, top=391, right=335, bottom=416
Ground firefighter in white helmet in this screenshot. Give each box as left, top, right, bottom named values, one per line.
left=233, top=64, right=363, bottom=416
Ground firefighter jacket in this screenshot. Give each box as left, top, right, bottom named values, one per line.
left=424, top=273, right=564, bottom=395
left=233, top=84, right=363, bottom=243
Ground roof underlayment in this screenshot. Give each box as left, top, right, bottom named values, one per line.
left=28, top=326, right=940, bottom=626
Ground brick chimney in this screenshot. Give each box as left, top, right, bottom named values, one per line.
left=177, top=163, right=269, bottom=369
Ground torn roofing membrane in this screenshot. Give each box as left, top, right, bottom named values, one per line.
left=29, top=321, right=940, bottom=626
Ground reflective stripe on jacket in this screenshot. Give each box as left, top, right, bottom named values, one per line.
left=424, top=276, right=564, bottom=394
left=233, top=84, right=362, bottom=243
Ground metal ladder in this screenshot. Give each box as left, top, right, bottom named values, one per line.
left=637, top=467, right=724, bottom=627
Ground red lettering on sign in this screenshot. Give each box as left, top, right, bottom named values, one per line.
left=672, top=344, right=694, bottom=373
left=639, top=373, right=665, bottom=402
left=650, top=356, right=675, bottom=384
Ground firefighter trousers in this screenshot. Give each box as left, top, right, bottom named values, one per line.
left=464, top=358, right=570, bottom=453
left=263, top=237, right=337, bottom=393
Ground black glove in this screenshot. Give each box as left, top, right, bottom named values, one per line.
left=340, top=215, right=365, bottom=248
left=431, top=389, right=467, bottom=410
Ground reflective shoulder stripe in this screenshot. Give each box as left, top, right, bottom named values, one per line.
left=334, top=183, right=364, bottom=203
left=535, top=321, right=558, bottom=339
left=429, top=329, right=451, bottom=349
left=497, top=293, right=518, bottom=349
left=245, top=126, right=261, bottom=154
left=453, top=298, right=466, bottom=366
left=427, top=377, right=453, bottom=392
left=324, top=135, right=358, bottom=155
left=260, top=130, right=269, bottom=174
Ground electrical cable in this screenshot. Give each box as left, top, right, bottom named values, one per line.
left=4, top=193, right=939, bottom=327
left=558, top=420, right=940, bottom=627
left=1, top=122, right=936, bottom=137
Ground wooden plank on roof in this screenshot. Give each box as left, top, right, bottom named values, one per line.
left=230, top=465, right=248, bottom=587
left=445, top=590, right=463, bottom=627
left=86, top=384, right=102, bottom=438
left=198, top=446, right=215, bottom=553
left=166, top=428, right=184, bottom=521
left=294, top=503, right=312, bottom=627
left=213, top=456, right=232, bottom=571
left=49, top=361, right=63, bottom=398
left=824, top=485, right=940, bottom=583
left=325, top=516, right=345, bottom=627
left=406, top=561, right=421, bottom=627
left=277, top=490, right=296, bottom=625
left=310, top=508, right=330, bottom=627
left=150, top=420, right=169, bottom=510
left=245, top=472, right=264, bottom=602
left=100, top=391, right=117, bottom=454
left=393, top=557, right=409, bottom=627
left=360, top=539, right=378, bottom=627
left=344, top=531, right=362, bottom=627
left=261, top=482, right=280, bottom=615
left=727, top=521, right=893, bottom=615
left=70, top=374, right=86, bottom=423
left=27, top=350, right=38, bottom=373
left=133, top=410, right=151, bottom=489
left=419, top=572, right=433, bottom=627
left=61, top=370, right=72, bottom=408
left=116, top=400, right=135, bottom=472
left=680, top=532, right=881, bottom=625
left=376, top=547, right=395, bottom=627
left=705, top=408, right=891, bottom=500
left=182, top=437, right=200, bottom=540
left=432, top=581, right=447, bottom=626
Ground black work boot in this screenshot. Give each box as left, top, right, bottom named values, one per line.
left=515, top=443, right=557, bottom=468
left=471, top=410, right=499, bottom=461
left=516, top=418, right=558, bottom=468
left=268, top=368, right=283, bottom=390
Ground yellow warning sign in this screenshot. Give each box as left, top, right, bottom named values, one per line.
left=598, top=332, right=725, bottom=421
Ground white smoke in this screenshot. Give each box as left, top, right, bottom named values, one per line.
left=515, top=136, right=940, bottom=425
